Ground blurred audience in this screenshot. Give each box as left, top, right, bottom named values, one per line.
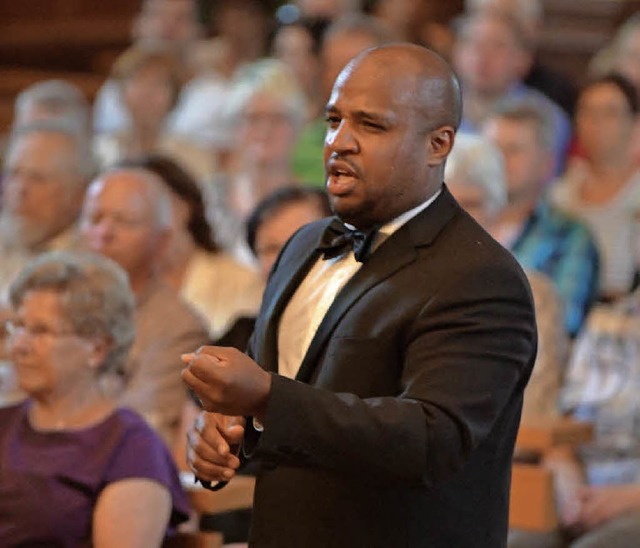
left=452, top=9, right=571, bottom=174
left=482, top=101, right=599, bottom=337
left=93, top=0, right=204, bottom=136
left=292, top=12, right=393, bottom=187
left=94, top=43, right=213, bottom=183
left=510, top=260, right=640, bottom=546
left=80, top=167, right=208, bottom=446
left=12, top=79, right=91, bottom=137
left=171, top=0, right=270, bottom=152
left=0, top=251, right=189, bottom=546
left=589, top=12, right=640, bottom=167
left=465, top=0, right=577, bottom=115
left=446, top=133, right=567, bottom=421
left=551, top=74, right=640, bottom=301
left=590, top=13, right=640, bottom=100
left=0, top=120, right=94, bottom=295
left=271, top=16, right=330, bottom=124
left=210, top=59, right=308, bottom=264
left=363, top=0, right=425, bottom=43
left=124, top=154, right=263, bottom=339
left=293, top=0, right=357, bottom=20
left=247, top=185, right=332, bottom=282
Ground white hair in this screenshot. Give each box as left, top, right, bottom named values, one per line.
left=8, top=118, right=96, bottom=182
left=14, top=79, right=91, bottom=137
left=445, top=132, right=507, bottom=216
left=226, top=58, right=309, bottom=130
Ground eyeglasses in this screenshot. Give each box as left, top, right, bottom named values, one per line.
left=4, top=320, right=77, bottom=340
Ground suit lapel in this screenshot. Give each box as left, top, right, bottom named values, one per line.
left=295, top=186, right=459, bottom=384
left=256, top=219, right=332, bottom=372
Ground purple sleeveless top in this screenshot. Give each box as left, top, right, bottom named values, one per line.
left=0, top=401, right=190, bottom=547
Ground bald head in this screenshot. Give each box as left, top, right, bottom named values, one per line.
left=86, top=168, right=172, bottom=231
left=324, top=42, right=459, bottom=228
left=341, top=43, right=462, bottom=132
left=80, top=168, right=172, bottom=291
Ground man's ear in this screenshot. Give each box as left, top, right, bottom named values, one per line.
left=426, top=126, right=455, bottom=167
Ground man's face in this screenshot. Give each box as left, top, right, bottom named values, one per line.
left=323, top=57, right=435, bottom=229
left=2, top=132, right=83, bottom=248
left=453, top=15, right=529, bottom=97
left=80, top=173, right=165, bottom=277
left=135, top=0, right=200, bottom=47
left=483, top=118, right=550, bottom=201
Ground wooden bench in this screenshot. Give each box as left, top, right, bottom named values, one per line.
left=510, top=417, right=593, bottom=531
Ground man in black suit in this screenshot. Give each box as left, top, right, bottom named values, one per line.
left=182, top=43, right=537, bottom=547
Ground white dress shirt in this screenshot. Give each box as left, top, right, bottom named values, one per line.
left=277, top=189, right=441, bottom=379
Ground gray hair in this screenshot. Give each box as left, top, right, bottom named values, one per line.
left=9, top=251, right=136, bottom=377
left=489, top=98, right=556, bottom=152
left=228, top=58, right=309, bottom=130
left=445, top=132, right=507, bottom=216
left=14, top=79, right=91, bottom=137
left=8, top=118, right=96, bottom=182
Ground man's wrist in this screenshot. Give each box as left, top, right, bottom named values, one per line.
left=251, top=371, right=272, bottom=422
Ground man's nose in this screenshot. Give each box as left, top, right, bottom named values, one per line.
left=88, top=218, right=115, bottom=243
left=326, top=121, right=359, bottom=154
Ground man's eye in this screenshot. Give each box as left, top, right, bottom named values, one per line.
left=325, top=116, right=340, bottom=128
left=363, top=121, right=384, bottom=131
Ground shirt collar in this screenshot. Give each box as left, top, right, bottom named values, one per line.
left=378, top=186, right=442, bottom=239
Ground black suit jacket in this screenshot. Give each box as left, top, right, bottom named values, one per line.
left=243, top=187, right=537, bottom=547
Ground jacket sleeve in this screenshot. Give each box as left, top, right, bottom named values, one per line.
left=248, top=259, right=537, bottom=487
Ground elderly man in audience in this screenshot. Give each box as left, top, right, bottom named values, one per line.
left=0, top=120, right=94, bottom=293
left=452, top=8, right=571, bottom=174
left=446, top=133, right=567, bottom=422
left=482, top=101, right=600, bottom=337
left=79, top=166, right=208, bottom=447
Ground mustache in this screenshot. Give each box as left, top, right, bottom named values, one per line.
left=326, top=154, right=362, bottom=179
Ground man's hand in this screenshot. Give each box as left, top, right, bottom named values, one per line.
left=187, top=411, right=246, bottom=483
left=181, top=346, right=272, bottom=419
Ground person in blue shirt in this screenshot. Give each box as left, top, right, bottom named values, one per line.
left=483, top=99, right=599, bottom=337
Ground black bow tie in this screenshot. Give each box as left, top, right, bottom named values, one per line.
left=317, top=218, right=379, bottom=263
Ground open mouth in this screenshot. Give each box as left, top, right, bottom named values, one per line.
left=326, top=161, right=359, bottom=196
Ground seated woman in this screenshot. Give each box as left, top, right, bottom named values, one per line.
left=0, top=251, right=189, bottom=547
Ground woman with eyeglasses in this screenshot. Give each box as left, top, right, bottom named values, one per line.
left=0, top=251, right=189, bottom=547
